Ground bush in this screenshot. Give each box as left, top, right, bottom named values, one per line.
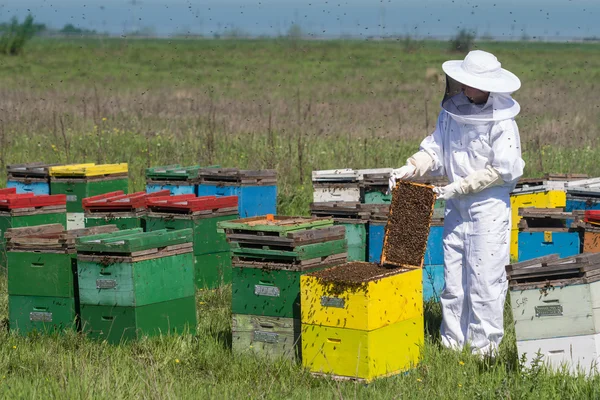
left=449, top=29, right=475, bottom=53
left=0, top=14, right=43, bottom=55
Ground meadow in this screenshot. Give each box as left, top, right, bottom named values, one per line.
left=0, top=37, right=599, bottom=398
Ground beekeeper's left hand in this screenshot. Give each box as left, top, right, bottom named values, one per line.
left=433, top=181, right=463, bottom=200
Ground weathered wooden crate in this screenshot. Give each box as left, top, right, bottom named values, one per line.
left=517, top=208, right=581, bottom=261
left=76, top=228, right=195, bottom=307
left=80, top=295, right=196, bottom=344
left=49, top=163, right=129, bottom=213
left=6, top=224, right=118, bottom=298
left=301, top=264, right=422, bottom=330
left=506, top=253, right=600, bottom=341
left=232, top=314, right=301, bottom=361
left=231, top=255, right=347, bottom=319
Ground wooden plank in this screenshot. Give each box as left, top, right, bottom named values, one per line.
left=231, top=239, right=346, bottom=261
left=5, top=224, right=64, bottom=238
left=232, top=252, right=347, bottom=270
left=506, top=254, right=561, bottom=272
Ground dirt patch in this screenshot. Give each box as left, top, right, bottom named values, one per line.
left=309, top=262, right=407, bottom=295
left=382, top=181, right=435, bottom=267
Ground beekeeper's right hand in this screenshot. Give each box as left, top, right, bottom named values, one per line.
left=388, top=164, right=417, bottom=194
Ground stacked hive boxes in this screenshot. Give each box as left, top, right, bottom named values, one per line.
left=77, top=228, right=197, bottom=344
left=310, top=202, right=370, bottom=262
left=6, top=224, right=118, bottom=335
left=312, top=169, right=361, bottom=203
left=145, top=164, right=203, bottom=195
left=83, top=190, right=170, bottom=231
left=0, top=191, right=67, bottom=271
left=301, top=181, right=433, bottom=381
left=507, top=253, right=600, bottom=375
left=565, top=178, right=600, bottom=219
left=221, top=216, right=347, bottom=361
left=49, top=163, right=129, bottom=230
left=197, top=168, right=277, bottom=218
left=517, top=208, right=581, bottom=262
left=422, top=218, right=444, bottom=301
left=6, top=163, right=61, bottom=195
left=145, top=194, right=239, bottom=289
left=366, top=204, right=389, bottom=264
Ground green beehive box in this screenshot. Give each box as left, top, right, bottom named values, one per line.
left=8, top=252, right=76, bottom=298
left=0, top=210, right=67, bottom=273
left=9, top=295, right=76, bottom=335
left=145, top=212, right=237, bottom=255
left=78, top=252, right=195, bottom=307
left=195, top=252, right=232, bottom=289
left=232, top=314, right=301, bottom=362
left=81, top=296, right=197, bottom=344
left=339, top=222, right=367, bottom=262
left=231, top=260, right=345, bottom=319
left=145, top=164, right=202, bottom=181
left=50, top=178, right=129, bottom=213
left=84, top=212, right=144, bottom=231
left=75, top=228, right=192, bottom=254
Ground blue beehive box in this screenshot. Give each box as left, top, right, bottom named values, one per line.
left=423, top=264, right=445, bottom=301
left=6, top=163, right=60, bottom=195
left=196, top=168, right=277, bottom=218
left=145, top=164, right=203, bottom=196
left=518, top=231, right=581, bottom=262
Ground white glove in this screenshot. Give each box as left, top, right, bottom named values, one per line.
left=433, top=181, right=463, bottom=200
left=433, top=167, right=505, bottom=200
left=388, top=164, right=417, bottom=193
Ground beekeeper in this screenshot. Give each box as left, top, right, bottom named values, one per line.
left=389, top=50, right=524, bottom=356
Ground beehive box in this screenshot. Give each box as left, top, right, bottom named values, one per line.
left=76, top=228, right=195, bottom=307
left=310, top=202, right=370, bottom=262
left=145, top=194, right=239, bottom=288
left=224, top=217, right=347, bottom=318
left=83, top=190, right=170, bottom=231
left=312, top=169, right=361, bottom=203
left=81, top=296, right=196, bottom=344
left=7, top=162, right=61, bottom=195
left=366, top=204, right=390, bottom=263
left=6, top=224, right=118, bottom=298
left=197, top=168, right=277, bottom=218
left=49, top=163, right=129, bottom=213
left=507, top=253, right=600, bottom=341
left=577, top=212, right=600, bottom=253
left=145, top=164, right=204, bottom=195
left=0, top=193, right=67, bottom=271
left=507, top=253, right=600, bottom=374
left=509, top=188, right=566, bottom=261
left=517, top=208, right=581, bottom=262
left=232, top=314, right=301, bottom=361
left=6, top=223, right=119, bottom=335
left=301, top=262, right=423, bottom=381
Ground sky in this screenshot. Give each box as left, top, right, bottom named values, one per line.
left=0, top=0, right=598, bottom=40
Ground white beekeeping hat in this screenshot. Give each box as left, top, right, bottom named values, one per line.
left=442, top=50, right=521, bottom=93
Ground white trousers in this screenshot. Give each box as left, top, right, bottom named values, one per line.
left=439, top=193, right=511, bottom=355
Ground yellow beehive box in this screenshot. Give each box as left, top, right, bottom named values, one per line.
left=510, top=190, right=566, bottom=260
left=301, top=265, right=422, bottom=331
left=302, top=315, right=423, bottom=382
left=49, top=163, right=128, bottom=177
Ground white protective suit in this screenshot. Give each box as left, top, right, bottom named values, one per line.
left=404, top=80, right=525, bottom=355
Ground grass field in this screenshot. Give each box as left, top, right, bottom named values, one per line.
left=0, top=37, right=599, bottom=398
